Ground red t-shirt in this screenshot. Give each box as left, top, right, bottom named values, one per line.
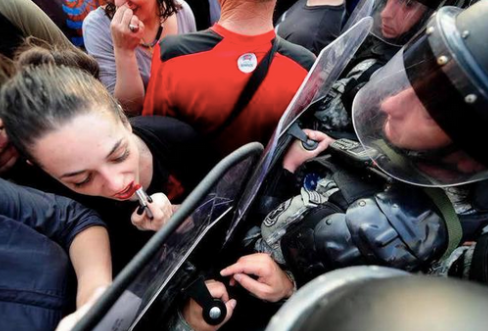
left=143, top=24, right=315, bottom=156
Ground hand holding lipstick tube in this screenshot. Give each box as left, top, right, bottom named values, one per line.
left=134, top=185, right=154, bottom=220
left=131, top=191, right=173, bottom=232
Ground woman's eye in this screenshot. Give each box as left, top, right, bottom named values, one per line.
left=74, top=175, right=92, bottom=188
left=114, top=149, right=130, bottom=163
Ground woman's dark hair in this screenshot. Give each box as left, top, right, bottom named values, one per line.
left=14, top=37, right=100, bottom=78
left=104, top=0, right=181, bottom=22
left=0, top=65, right=127, bottom=163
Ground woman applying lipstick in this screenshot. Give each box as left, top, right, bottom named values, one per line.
left=0, top=64, right=215, bottom=273
left=83, top=0, right=196, bottom=115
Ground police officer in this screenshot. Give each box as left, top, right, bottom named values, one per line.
left=241, top=0, right=488, bottom=289
left=313, top=0, right=476, bottom=135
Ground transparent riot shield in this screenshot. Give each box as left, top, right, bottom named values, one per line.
left=341, top=0, right=375, bottom=33
left=225, top=17, right=373, bottom=243
left=71, top=143, right=263, bottom=331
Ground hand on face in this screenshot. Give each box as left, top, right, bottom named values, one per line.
left=183, top=280, right=236, bottom=331
left=131, top=192, right=173, bottom=231
left=0, top=120, right=19, bottom=174
left=110, top=3, right=145, bottom=51
left=283, top=130, right=334, bottom=173
left=220, top=253, right=295, bottom=302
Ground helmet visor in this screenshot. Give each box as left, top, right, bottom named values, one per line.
left=352, top=49, right=488, bottom=187
left=370, top=0, right=436, bottom=46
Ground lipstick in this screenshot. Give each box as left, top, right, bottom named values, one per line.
left=134, top=184, right=154, bottom=220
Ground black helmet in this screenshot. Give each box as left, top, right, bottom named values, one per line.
left=352, top=1, right=488, bottom=187
left=266, top=266, right=488, bottom=331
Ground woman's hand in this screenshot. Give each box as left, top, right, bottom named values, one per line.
left=131, top=193, right=173, bottom=231
left=282, top=130, right=334, bottom=173
left=110, top=4, right=145, bottom=52
left=220, top=253, right=295, bottom=302
left=183, top=280, right=236, bottom=331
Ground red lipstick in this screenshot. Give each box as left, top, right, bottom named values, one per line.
left=134, top=184, right=154, bottom=220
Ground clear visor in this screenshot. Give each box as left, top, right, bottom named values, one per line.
left=352, top=50, right=488, bottom=187
left=370, top=0, right=435, bottom=46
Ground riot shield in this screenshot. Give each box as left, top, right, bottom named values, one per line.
left=71, top=143, right=263, bottom=331
left=341, top=0, right=375, bottom=33
left=225, top=17, right=373, bottom=243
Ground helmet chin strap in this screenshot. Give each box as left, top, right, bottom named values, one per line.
left=402, top=144, right=459, bottom=162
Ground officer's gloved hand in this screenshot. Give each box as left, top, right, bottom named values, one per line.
left=182, top=280, right=236, bottom=331
left=282, top=130, right=333, bottom=173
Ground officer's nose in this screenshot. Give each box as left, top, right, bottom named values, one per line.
left=380, top=94, right=402, bottom=118
left=381, top=0, right=398, bottom=20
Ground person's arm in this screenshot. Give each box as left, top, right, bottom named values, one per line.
left=69, top=226, right=112, bottom=307
left=83, top=6, right=145, bottom=114
left=111, top=4, right=146, bottom=115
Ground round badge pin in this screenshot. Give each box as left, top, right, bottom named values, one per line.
left=237, top=53, right=258, bottom=73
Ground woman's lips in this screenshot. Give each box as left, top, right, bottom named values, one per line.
left=113, top=182, right=137, bottom=200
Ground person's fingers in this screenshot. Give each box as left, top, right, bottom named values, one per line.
left=221, top=253, right=271, bottom=277
left=121, top=6, right=134, bottom=26
left=232, top=273, right=270, bottom=299
left=222, top=299, right=237, bottom=325
left=206, top=281, right=230, bottom=302
left=112, top=4, right=128, bottom=24
left=221, top=259, right=262, bottom=277
left=130, top=207, right=150, bottom=231
left=147, top=193, right=173, bottom=230
left=128, top=15, right=142, bottom=33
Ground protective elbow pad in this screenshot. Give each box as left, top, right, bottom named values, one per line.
left=282, top=186, right=448, bottom=285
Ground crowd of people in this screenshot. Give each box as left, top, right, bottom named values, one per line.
left=1, top=0, right=488, bottom=330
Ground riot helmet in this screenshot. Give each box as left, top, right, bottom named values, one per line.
left=369, top=0, right=441, bottom=46
left=367, top=0, right=475, bottom=47
left=266, top=266, right=488, bottom=331
left=352, top=1, right=488, bottom=187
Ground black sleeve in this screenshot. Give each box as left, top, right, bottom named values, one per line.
left=130, top=116, right=219, bottom=193
left=0, top=178, right=106, bottom=251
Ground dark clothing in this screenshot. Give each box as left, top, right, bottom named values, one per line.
left=131, top=116, right=215, bottom=202
left=5, top=116, right=214, bottom=274
left=0, top=12, right=24, bottom=58
left=0, top=178, right=105, bottom=331
left=0, top=0, right=72, bottom=59
left=185, top=0, right=210, bottom=30
left=276, top=0, right=345, bottom=56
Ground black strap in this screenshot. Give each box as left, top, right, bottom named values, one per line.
left=209, top=37, right=280, bottom=138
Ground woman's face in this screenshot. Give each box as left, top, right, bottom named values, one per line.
left=380, top=0, right=427, bottom=39
left=381, top=87, right=452, bottom=150
left=32, top=111, right=143, bottom=201
left=114, top=0, right=158, bottom=22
